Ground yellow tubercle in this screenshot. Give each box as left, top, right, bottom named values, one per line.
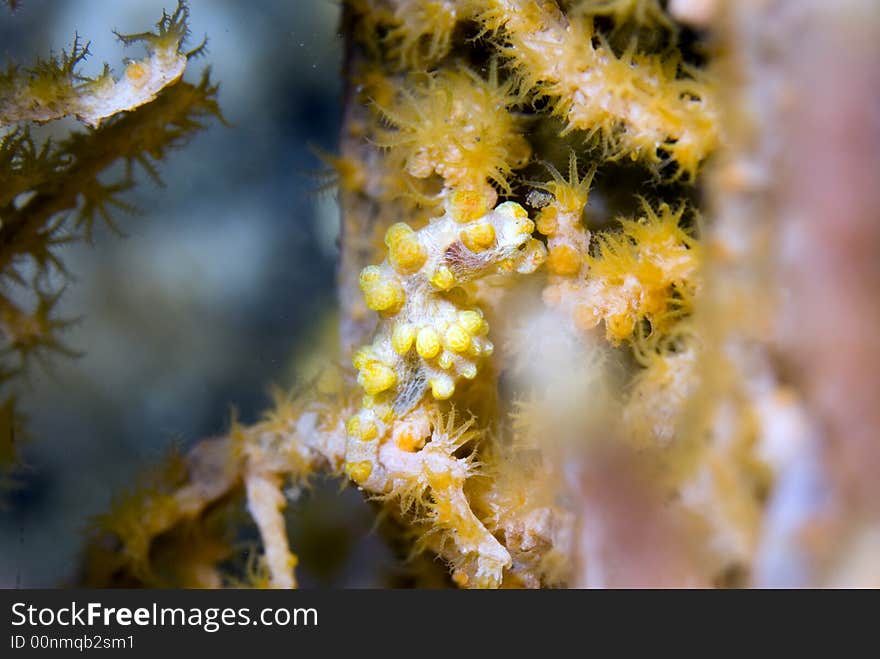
left=461, top=223, right=496, bottom=252
left=438, top=351, right=455, bottom=369
left=392, top=322, right=417, bottom=355
left=416, top=327, right=442, bottom=359
left=358, top=361, right=397, bottom=395
left=359, top=265, right=381, bottom=287
left=450, top=188, right=496, bottom=223
left=430, top=266, right=456, bottom=291
left=361, top=273, right=406, bottom=313
left=386, top=222, right=427, bottom=273
left=458, top=310, right=485, bottom=335
left=384, top=222, right=412, bottom=247
left=345, top=461, right=373, bottom=484
left=445, top=323, right=471, bottom=352
left=430, top=376, right=455, bottom=400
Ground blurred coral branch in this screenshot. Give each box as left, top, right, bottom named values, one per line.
left=0, top=1, right=220, bottom=479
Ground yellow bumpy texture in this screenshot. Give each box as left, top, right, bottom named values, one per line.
left=346, top=192, right=545, bottom=482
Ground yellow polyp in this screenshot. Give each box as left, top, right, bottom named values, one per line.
left=391, top=323, right=416, bottom=355
left=430, top=377, right=455, bottom=400
left=358, top=362, right=397, bottom=395
left=364, top=278, right=406, bottom=313
left=458, top=310, right=484, bottom=335
left=391, top=239, right=427, bottom=273
left=430, top=266, right=455, bottom=291
left=460, top=223, right=496, bottom=252
left=461, top=363, right=478, bottom=379
left=536, top=207, right=559, bottom=236
left=445, top=323, right=471, bottom=352
left=384, top=222, right=413, bottom=247
left=345, top=461, right=373, bottom=484
left=438, top=351, right=454, bottom=369
left=547, top=244, right=582, bottom=276
left=416, top=327, right=442, bottom=359
left=483, top=341, right=494, bottom=357
left=452, top=570, right=469, bottom=588
left=346, top=416, right=361, bottom=436
left=387, top=224, right=427, bottom=273
left=555, top=186, right=589, bottom=215
left=361, top=395, right=375, bottom=409
left=450, top=188, right=492, bottom=223
left=358, top=265, right=381, bottom=288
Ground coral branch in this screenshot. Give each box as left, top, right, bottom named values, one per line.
left=479, top=0, right=718, bottom=178
left=245, top=471, right=298, bottom=589
left=0, top=1, right=194, bottom=128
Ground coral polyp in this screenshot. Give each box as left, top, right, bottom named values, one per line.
left=376, top=66, right=531, bottom=195
left=544, top=200, right=700, bottom=343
